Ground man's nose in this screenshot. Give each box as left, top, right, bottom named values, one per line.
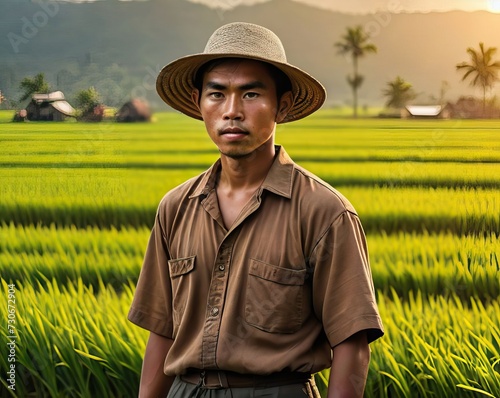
left=222, top=95, right=243, bottom=120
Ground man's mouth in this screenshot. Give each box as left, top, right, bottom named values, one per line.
left=219, top=127, right=249, bottom=140
left=219, top=127, right=248, bottom=136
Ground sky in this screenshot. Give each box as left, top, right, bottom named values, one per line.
left=38, top=0, right=500, bottom=13
left=37, top=0, right=500, bottom=12
left=186, top=0, right=500, bottom=13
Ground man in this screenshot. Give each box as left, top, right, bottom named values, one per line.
left=128, top=22, right=384, bottom=398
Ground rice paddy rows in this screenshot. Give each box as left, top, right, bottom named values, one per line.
left=3, top=148, right=500, bottom=165
left=1, top=280, right=498, bottom=398
left=2, top=114, right=499, bottom=166
left=1, top=185, right=497, bottom=234
left=3, top=161, right=499, bottom=188
left=1, top=111, right=499, bottom=397
left=1, top=225, right=498, bottom=302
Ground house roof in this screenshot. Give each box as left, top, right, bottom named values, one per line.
left=406, top=105, right=442, bottom=117
left=117, top=98, right=151, bottom=117
left=32, top=91, right=66, bottom=103
left=51, top=100, right=76, bottom=116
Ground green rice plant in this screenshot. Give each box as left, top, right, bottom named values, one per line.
left=366, top=291, right=500, bottom=398
left=0, top=249, right=142, bottom=292
left=2, top=111, right=499, bottom=167
left=2, top=281, right=498, bottom=398
left=0, top=110, right=14, bottom=123
left=288, top=146, right=500, bottom=163
left=0, top=223, right=147, bottom=257
left=0, top=152, right=217, bottom=170
left=346, top=186, right=499, bottom=235
left=1, top=181, right=497, bottom=233
left=0, top=278, right=147, bottom=398
left=301, top=161, right=500, bottom=189
left=280, top=118, right=500, bottom=161
left=369, top=232, right=500, bottom=302
left=1, top=111, right=498, bottom=233
left=4, top=141, right=499, bottom=168
left=1, top=225, right=498, bottom=302
left=0, top=224, right=147, bottom=291
left=1, top=111, right=499, bottom=397
left=0, top=167, right=200, bottom=211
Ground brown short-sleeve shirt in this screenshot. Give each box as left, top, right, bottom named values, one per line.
left=128, top=146, right=384, bottom=376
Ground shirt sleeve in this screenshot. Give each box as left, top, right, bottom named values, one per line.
left=127, top=210, right=174, bottom=338
left=310, top=210, right=384, bottom=348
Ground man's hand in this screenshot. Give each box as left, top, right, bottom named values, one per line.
left=328, top=331, right=370, bottom=398
left=139, top=332, right=175, bottom=398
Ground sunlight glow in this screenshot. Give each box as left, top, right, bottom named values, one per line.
left=488, top=0, right=500, bottom=12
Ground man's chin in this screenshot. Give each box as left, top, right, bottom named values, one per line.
left=219, top=149, right=253, bottom=160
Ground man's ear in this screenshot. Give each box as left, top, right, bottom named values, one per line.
left=275, top=91, right=294, bottom=123
left=191, top=89, right=201, bottom=112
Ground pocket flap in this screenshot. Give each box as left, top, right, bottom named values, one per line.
left=168, top=255, right=195, bottom=277
left=249, top=259, right=306, bottom=286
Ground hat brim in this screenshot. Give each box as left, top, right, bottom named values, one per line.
left=156, top=53, right=326, bottom=124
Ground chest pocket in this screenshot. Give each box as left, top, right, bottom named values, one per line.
left=168, top=255, right=195, bottom=334
left=245, top=259, right=308, bottom=334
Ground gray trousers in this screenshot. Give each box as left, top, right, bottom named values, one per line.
left=166, top=375, right=321, bottom=398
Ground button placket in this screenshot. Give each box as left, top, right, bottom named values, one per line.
left=200, top=195, right=260, bottom=368
left=201, top=235, right=236, bottom=368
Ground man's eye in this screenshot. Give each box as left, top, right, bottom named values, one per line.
left=208, top=92, right=223, bottom=99
left=244, top=92, right=259, bottom=99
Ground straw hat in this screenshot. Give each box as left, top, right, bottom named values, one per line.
left=156, top=22, right=326, bottom=123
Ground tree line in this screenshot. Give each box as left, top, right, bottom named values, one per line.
left=335, top=25, right=500, bottom=117
left=3, top=26, right=500, bottom=118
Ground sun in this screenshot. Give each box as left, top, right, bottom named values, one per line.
left=488, top=0, right=500, bottom=12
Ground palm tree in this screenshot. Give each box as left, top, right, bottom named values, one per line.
left=335, top=26, right=377, bottom=118
left=382, top=76, right=416, bottom=109
left=456, top=43, right=500, bottom=115
left=19, top=73, right=50, bottom=102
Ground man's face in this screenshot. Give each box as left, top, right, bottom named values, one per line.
left=193, top=59, right=291, bottom=159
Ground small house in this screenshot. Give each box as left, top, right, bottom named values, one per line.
left=26, top=91, right=76, bottom=121
left=116, top=98, right=151, bottom=122
left=446, top=97, right=500, bottom=119
left=402, top=105, right=450, bottom=119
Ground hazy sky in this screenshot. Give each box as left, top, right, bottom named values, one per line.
left=53, top=0, right=500, bottom=13
left=187, top=0, right=500, bottom=13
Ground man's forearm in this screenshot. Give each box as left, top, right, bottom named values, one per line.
left=327, top=331, right=370, bottom=398
left=139, top=332, right=175, bottom=398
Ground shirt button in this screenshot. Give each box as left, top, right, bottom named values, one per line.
left=210, top=307, right=219, bottom=317
left=219, top=264, right=225, bottom=271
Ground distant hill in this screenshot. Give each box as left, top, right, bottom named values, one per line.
left=1, top=0, right=500, bottom=109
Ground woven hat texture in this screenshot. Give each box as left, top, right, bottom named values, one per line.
left=156, top=22, right=326, bottom=123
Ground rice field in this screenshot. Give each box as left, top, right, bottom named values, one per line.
left=0, top=109, right=499, bottom=397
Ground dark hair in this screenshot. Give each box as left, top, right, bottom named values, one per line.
left=193, top=57, right=292, bottom=101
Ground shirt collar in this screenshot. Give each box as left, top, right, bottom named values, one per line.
left=190, top=146, right=294, bottom=199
